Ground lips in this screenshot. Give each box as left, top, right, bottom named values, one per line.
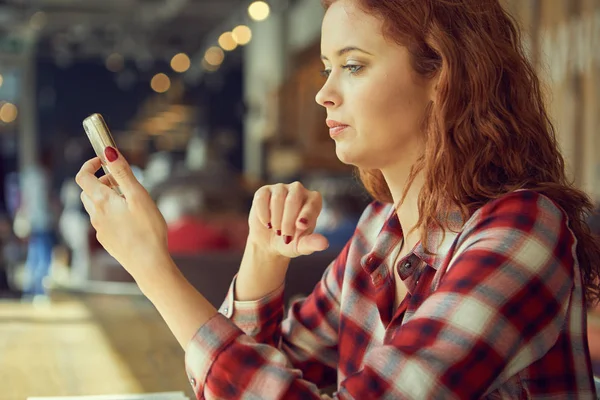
left=326, top=119, right=348, bottom=129
left=326, top=119, right=349, bottom=138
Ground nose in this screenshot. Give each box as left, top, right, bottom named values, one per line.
left=315, top=78, right=342, bottom=109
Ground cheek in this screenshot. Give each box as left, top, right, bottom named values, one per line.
left=350, top=79, right=420, bottom=138
left=345, top=78, right=392, bottom=133
left=371, top=79, right=430, bottom=135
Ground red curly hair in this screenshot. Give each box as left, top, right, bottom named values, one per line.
left=321, top=0, right=600, bottom=305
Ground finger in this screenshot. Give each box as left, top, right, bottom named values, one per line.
left=99, top=174, right=125, bottom=199
left=98, top=174, right=114, bottom=187
left=253, top=186, right=272, bottom=229
left=281, top=182, right=305, bottom=244
left=296, top=232, right=329, bottom=256
left=103, top=146, right=140, bottom=198
left=76, top=161, right=114, bottom=204
left=80, top=192, right=95, bottom=219
left=75, top=157, right=103, bottom=194
left=270, top=184, right=288, bottom=236
left=81, top=157, right=103, bottom=173
left=295, top=191, right=323, bottom=232
left=100, top=172, right=122, bottom=188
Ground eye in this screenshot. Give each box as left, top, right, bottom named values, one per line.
left=342, top=64, right=363, bottom=74
left=320, top=69, right=331, bottom=78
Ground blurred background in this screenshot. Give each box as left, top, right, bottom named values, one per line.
left=0, top=0, right=597, bottom=398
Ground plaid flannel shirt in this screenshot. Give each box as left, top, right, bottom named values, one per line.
left=185, top=190, right=597, bottom=399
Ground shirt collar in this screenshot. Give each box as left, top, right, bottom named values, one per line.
left=360, top=203, right=465, bottom=273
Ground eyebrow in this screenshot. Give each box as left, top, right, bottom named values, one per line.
left=320, top=46, right=373, bottom=60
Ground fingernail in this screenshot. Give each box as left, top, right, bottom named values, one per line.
left=267, top=222, right=273, bottom=229
left=284, top=235, right=292, bottom=245
left=276, top=230, right=281, bottom=236
left=299, top=218, right=308, bottom=225
left=105, top=146, right=118, bottom=162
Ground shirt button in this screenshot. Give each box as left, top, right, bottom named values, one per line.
left=367, top=255, right=376, bottom=266
left=222, top=307, right=229, bottom=314
left=403, top=260, right=412, bottom=269
left=190, top=377, right=197, bottom=386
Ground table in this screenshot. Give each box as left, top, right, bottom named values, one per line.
left=0, top=293, right=194, bottom=400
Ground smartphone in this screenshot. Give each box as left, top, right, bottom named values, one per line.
left=82, top=113, right=122, bottom=195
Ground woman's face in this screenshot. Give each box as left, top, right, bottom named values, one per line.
left=316, top=0, right=436, bottom=171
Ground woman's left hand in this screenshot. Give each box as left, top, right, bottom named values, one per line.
left=75, top=147, right=169, bottom=281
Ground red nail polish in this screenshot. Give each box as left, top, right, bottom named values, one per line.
left=284, top=236, right=292, bottom=245
left=267, top=222, right=273, bottom=229
left=276, top=230, right=281, bottom=236
left=299, top=218, right=308, bottom=225
left=105, top=146, right=118, bottom=162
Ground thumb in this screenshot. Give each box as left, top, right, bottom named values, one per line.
left=296, top=233, right=330, bottom=256
left=104, top=146, right=138, bottom=195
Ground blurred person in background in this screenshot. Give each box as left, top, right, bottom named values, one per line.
left=20, top=159, right=57, bottom=302
left=0, top=172, right=22, bottom=297
left=157, top=186, right=231, bottom=254
left=144, top=151, right=174, bottom=192
left=4, top=171, right=20, bottom=220
left=74, top=0, right=600, bottom=398
left=1, top=171, right=26, bottom=297
left=58, top=179, right=91, bottom=285
left=314, top=195, right=359, bottom=249
left=307, top=174, right=369, bottom=250
left=0, top=213, right=18, bottom=298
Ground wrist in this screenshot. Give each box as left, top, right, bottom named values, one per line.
left=236, top=241, right=290, bottom=301
left=133, top=252, right=180, bottom=296
left=244, top=240, right=290, bottom=269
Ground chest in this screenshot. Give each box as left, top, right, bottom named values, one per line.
left=393, top=269, right=409, bottom=310
left=391, top=246, right=415, bottom=309
left=336, top=262, right=435, bottom=381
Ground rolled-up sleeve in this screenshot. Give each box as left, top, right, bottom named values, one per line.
left=218, top=275, right=286, bottom=347
left=185, top=241, right=350, bottom=399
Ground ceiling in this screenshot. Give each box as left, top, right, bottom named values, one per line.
left=0, top=0, right=248, bottom=66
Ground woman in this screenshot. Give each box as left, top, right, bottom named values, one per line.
left=76, top=0, right=600, bottom=398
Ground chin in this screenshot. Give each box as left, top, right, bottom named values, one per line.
left=335, top=149, right=389, bottom=171
left=334, top=146, right=365, bottom=168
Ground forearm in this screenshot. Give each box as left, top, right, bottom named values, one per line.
left=235, top=240, right=291, bottom=301
left=136, top=255, right=218, bottom=349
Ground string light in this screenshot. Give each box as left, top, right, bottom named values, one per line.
left=0, top=103, right=18, bottom=123
left=171, top=53, right=191, bottom=73
left=232, top=25, right=252, bottom=45
left=248, top=1, right=270, bottom=21
left=218, top=32, right=238, bottom=51
left=151, top=73, right=171, bottom=93
left=204, top=46, right=225, bottom=66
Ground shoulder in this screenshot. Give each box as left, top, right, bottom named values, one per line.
left=464, top=189, right=567, bottom=234
left=455, top=190, right=575, bottom=272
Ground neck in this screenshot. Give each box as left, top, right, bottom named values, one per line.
left=381, top=163, right=425, bottom=248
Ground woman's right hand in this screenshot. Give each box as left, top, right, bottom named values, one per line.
left=248, top=182, right=329, bottom=259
